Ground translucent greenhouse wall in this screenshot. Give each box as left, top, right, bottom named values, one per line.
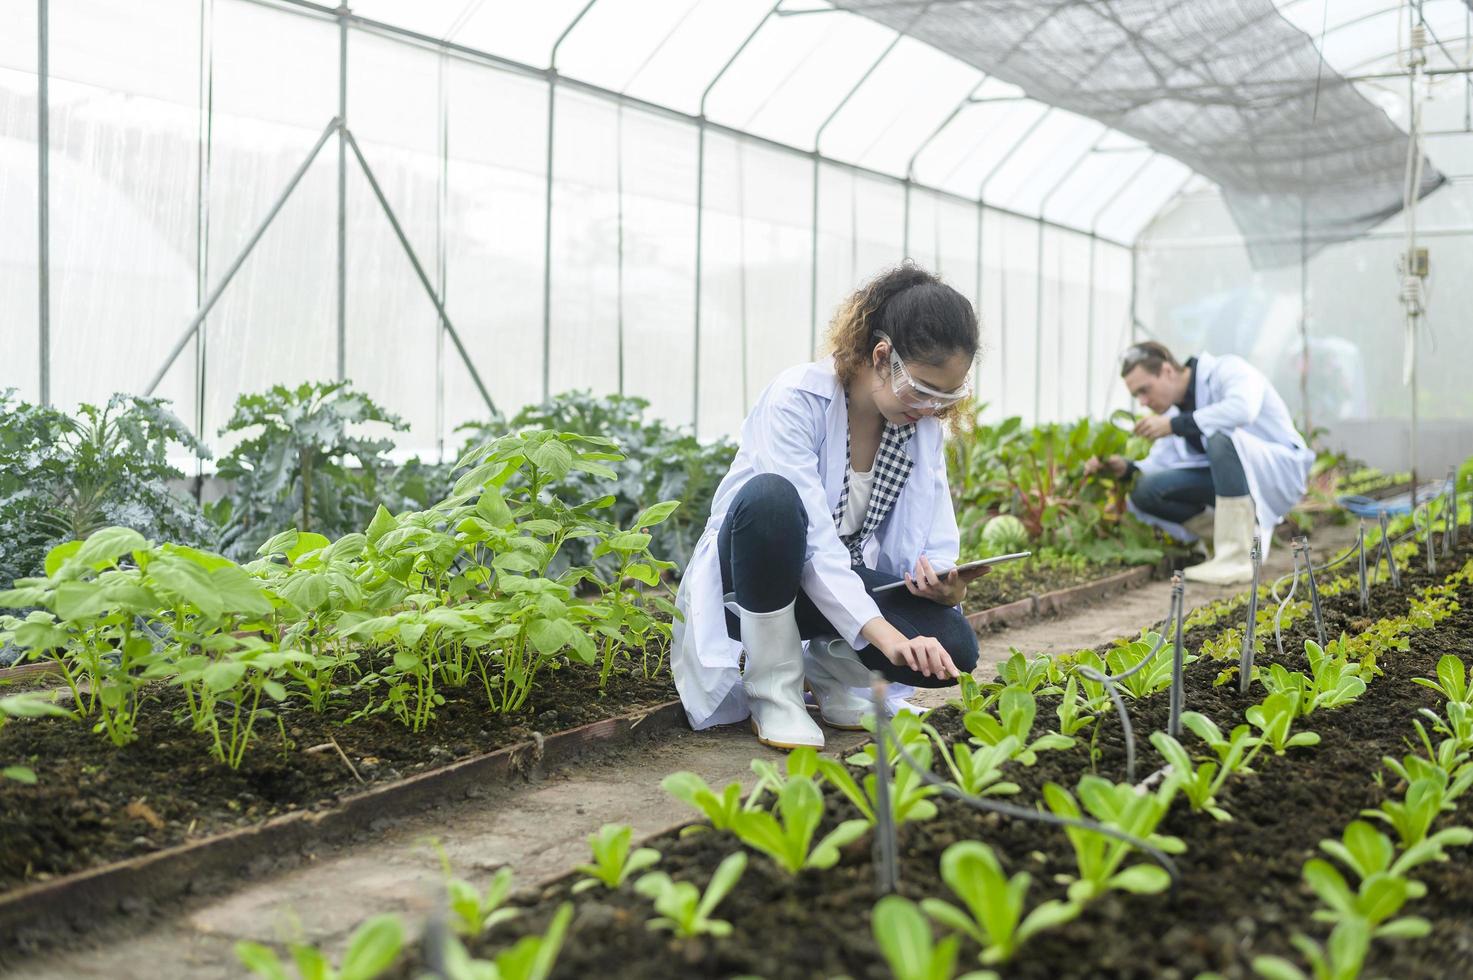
left=1136, top=130, right=1473, bottom=476
left=0, top=0, right=1134, bottom=461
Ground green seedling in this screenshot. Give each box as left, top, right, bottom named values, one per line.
left=1246, top=690, right=1320, bottom=754
left=1419, top=700, right=1473, bottom=752
left=929, top=733, right=1021, bottom=798
left=948, top=673, right=998, bottom=714
left=1042, top=775, right=1184, bottom=904
left=573, top=823, right=661, bottom=893
left=1411, top=653, right=1471, bottom=703
left=0, top=690, right=73, bottom=784
left=1300, top=858, right=1430, bottom=938
left=443, top=864, right=519, bottom=938
left=964, top=686, right=1074, bottom=766
left=1150, top=732, right=1233, bottom=821
left=634, top=852, right=746, bottom=938
left=236, top=914, right=403, bottom=980
left=425, top=903, right=573, bottom=980
left=661, top=771, right=751, bottom=831
left=729, top=776, right=868, bottom=874
left=816, top=741, right=941, bottom=826
left=1255, top=641, right=1366, bottom=715
left=1362, top=771, right=1472, bottom=848
left=921, top=841, right=1078, bottom=965
left=994, top=649, right=1061, bottom=696
left=1054, top=676, right=1097, bottom=738
left=1319, top=819, right=1473, bottom=893
left=1104, top=631, right=1193, bottom=700
left=1179, top=711, right=1264, bottom=775
left=871, top=895, right=997, bottom=980
left=1252, top=919, right=1372, bottom=980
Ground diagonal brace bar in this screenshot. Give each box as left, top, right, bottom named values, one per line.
left=344, top=128, right=498, bottom=417
left=146, top=116, right=340, bottom=396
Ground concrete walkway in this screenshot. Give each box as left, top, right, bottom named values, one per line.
left=14, top=523, right=1358, bottom=978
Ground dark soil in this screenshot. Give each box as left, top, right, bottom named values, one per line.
left=964, top=558, right=1139, bottom=609
left=445, top=540, right=1473, bottom=980
left=0, top=660, right=676, bottom=891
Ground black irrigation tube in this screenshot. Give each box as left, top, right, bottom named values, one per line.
left=864, top=681, right=1181, bottom=898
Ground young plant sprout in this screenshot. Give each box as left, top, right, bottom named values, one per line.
left=573, top=823, right=661, bottom=893
left=871, top=894, right=997, bottom=980
left=236, top=914, right=403, bottom=980
left=728, top=777, right=868, bottom=874
left=1245, top=690, right=1321, bottom=755
left=963, top=686, right=1075, bottom=766
left=921, top=841, right=1079, bottom=966
left=1041, top=775, right=1184, bottom=905
left=634, top=852, right=747, bottom=938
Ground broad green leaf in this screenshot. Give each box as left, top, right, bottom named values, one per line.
left=211, top=565, right=274, bottom=617
left=2, top=766, right=37, bottom=785
left=234, top=941, right=290, bottom=980
left=327, top=533, right=367, bottom=562
left=286, top=532, right=332, bottom=564
left=631, top=500, right=681, bottom=529
left=475, top=488, right=514, bottom=528
left=150, top=558, right=223, bottom=620
left=604, top=532, right=653, bottom=553
left=366, top=505, right=397, bottom=546
left=76, top=527, right=148, bottom=570
left=528, top=439, right=574, bottom=480
left=44, top=539, right=83, bottom=577
left=256, top=529, right=300, bottom=558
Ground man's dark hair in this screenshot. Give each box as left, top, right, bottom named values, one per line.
left=1119, top=341, right=1181, bottom=377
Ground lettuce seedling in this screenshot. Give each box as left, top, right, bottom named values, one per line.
left=1412, top=654, right=1471, bottom=703
left=1042, top=775, right=1184, bottom=904
left=236, top=913, right=403, bottom=980
left=1300, top=859, right=1430, bottom=938
left=930, top=734, right=1021, bottom=798
left=1246, top=691, right=1320, bottom=754
left=1104, top=632, right=1193, bottom=700
left=729, top=777, right=868, bottom=874
left=441, top=865, right=520, bottom=938
left=994, top=649, right=1062, bottom=696
left=921, top=841, right=1078, bottom=965
left=871, top=895, right=997, bottom=980
left=1150, top=732, right=1233, bottom=821
left=1179, top=711, right=1264, bottom=775
left=634, top=852, right=746, bottom=938
left=1252, top=919, right=1372, bottom=980
left=573, top=823, right=661, bottom=893
left=661, top=772, right=750, bottom=831
left=1361, top=773, right=1470, bottom=848
left=964, top=686, right=1074, bottom=766
left=1054, top=676, right=1097, bottom=737
left=429, top=902, right=573, bottom=980
left=816, top=741, right=941, bottom=826
left=1319, top=819, right=1473, bottom=892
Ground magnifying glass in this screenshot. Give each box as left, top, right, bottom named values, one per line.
left=1109, top=408, right=1139, bottom=433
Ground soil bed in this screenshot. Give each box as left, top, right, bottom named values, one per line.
left=448, top=540, right=1473, bottom=980
left=0, top=660, right=676, bottom=892
left=964, top=557, right=1139, bottom=609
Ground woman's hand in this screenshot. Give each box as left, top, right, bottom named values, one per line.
left=903, top=554, right=985, bottom=606
left=859, top=615, right=966, bottom=681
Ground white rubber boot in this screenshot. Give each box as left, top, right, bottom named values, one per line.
left=804, top=637, right=875, bottom=730
left=740, top=602, right=824, bottom=749
left=1183, top=508, right=1215, bottom=546
left=1183, top=496, right=1255, bottom=585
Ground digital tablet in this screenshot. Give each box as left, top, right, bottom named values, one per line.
left=870, top=551, right=1032, bottom=593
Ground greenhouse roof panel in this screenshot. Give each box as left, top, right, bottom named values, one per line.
left=832, top=0, right=1445, bottom=265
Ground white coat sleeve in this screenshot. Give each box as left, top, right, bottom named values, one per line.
left=747, top=389, right=881, bottom=647
left=920, top=446, right=960, bottom=573
left=1192, top=356, right=1266, bottom=437
left=1133, top=431, right=1179, bottom=476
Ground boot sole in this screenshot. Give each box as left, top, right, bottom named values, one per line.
left=750, top=719, right=823, bottom=750
left=802, top=682, right=869, bottom=731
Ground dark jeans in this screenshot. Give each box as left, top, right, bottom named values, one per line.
left=1130, top=432, right=1250, bottom=524
left=717, top=473, right=979, bottom=688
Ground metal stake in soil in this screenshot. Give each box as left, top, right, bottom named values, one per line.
left=1357, top=522, right=1369, bottom=613
left=869, top=675, right=899, bottom=897
left=1378, top=509, right=1401, bottom=588
left=1168, top=574, right=1185, bottom=738
left=1299, top=536, right=1327, bottom=649
left=1241, top=536, right=1261, bottom=696
left=1424, top=502, right=1437, bottom=576
left=1450, top=468, right=1460, bottom=550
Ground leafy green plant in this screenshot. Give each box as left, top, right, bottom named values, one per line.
left=872, top=895, right=997, bottom=980
left=992, top=649, right=1062, bottom=696
left=0, top=389, right=210, bottom=595
left=1054, top=676, right=1097, bottom=738
left=661, top=772, right=751, bottom=832
left=1246, top=690, right=1321, bottom=755
left=1041, top=775, right=1184, bottom=904
left=1150, top=731, right=1237, bottom=821
left=1179, top=711, right=1264, bottom=776
left=573, top=823, right=661, bottom=893
left=1256, top=641, right=1366, bottom=715
left=236, top=914, right=403, bottom=980
left=1103, top=631, right=1196, bottom=700
left=212, top=381, right=408, bottom=560
left=921, top=841, right=1078, bottom=965
left=1318, top=819, right=1472, bottom=892
left=1299, top=858, right=1431, bottom=938
left=963, top=686, right=1075, bottom=766
left=929, top=733, right=1021, bottom=798
left=1362, top=770, right=1473, bottom=848
left=437, top=856, right=520, bottom=938
left=817, top=738, right=943, bottom=826
left=729, top=776, right=868, bottom=874
left=634, top=852, right=746, bottom=938
left=428, top=903, right=573, bottom=980
left=1412, top=654, right=1471, bottom=703
left=1252, top=920, right=1373, bottom=980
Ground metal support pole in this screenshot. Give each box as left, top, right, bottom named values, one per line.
left=1168, top=575, right=1184, bottom=737
left=1240, top=537, right=1261, bottom=696
left=147, top=118, right=340, bottom=395
left=336, top=4, right=348, bottom=381
left=194, top=0, right=215, bottom=470
left=540, top=1, right=599, bottom=403
left=1300, top=537, right=1327, bottom=649
left=615, top=104, right=625, bottom=396
left=1450, top=468, right=1460, bottom=550
left=344, top=129, right=498, bottom=416
left=1443, top=467, right=1455, bottom=558
left=1034, top=219, right=1045, bottom=423
left=1378, top=508, right=1401, bottom=588
left=1357, top=522, right=1369, bottom=613
left=37, top=0, right=49, bottom=405
left=870, top=676, right=898, bottom=895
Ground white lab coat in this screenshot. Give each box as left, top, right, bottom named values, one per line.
left=671, top=358, right=961, bottom=731
left=1128, top=352, right=1315, bottom=556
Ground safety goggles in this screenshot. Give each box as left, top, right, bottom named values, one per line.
left=876, top=332, right=973, bottom=410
